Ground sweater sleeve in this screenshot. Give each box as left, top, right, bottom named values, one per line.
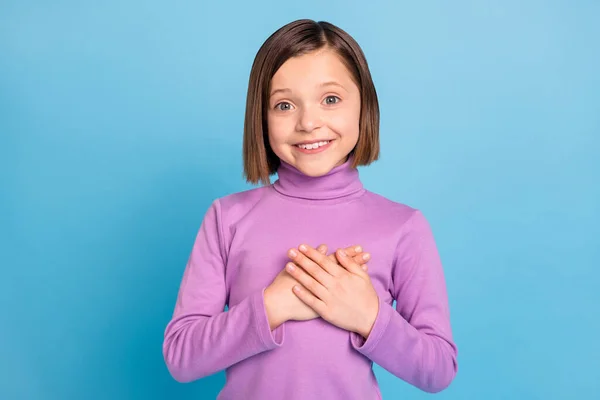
left=350, top=210, right=458, bottom=393
left=163, top=199, right=285, bottom=383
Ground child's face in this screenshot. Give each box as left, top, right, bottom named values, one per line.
left=267, top=48, right=361, bottom=177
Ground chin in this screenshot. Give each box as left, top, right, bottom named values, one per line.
left=297, top=165, right=331, bottom=177
left=292, top=158, right=340, bottom=177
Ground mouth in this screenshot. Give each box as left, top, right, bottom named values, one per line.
left=293, top=139, right=334, bottom=154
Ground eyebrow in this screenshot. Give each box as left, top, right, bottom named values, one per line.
left=269, top=81, right=347, bottom=97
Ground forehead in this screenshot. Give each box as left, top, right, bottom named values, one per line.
left=270, top=49, right=355, bottom=88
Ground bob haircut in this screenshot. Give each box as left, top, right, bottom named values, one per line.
left=243, top=19, right=380, bottom=185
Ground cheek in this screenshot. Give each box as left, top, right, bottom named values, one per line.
left=328, top=108, right=360, bottom=139
left=267, top=115, right=290, bottom=149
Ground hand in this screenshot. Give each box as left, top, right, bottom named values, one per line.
left=319, top=244, right=370, bottom=273
left=264, top=245, right=370, bottom=330
left=285, top=244, right=380, bottom=339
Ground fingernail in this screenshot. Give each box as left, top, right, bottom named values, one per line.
left=339, top=249, right=347, bottom=257
left=299, top=244, right=307, bottom=252
left=286, top=263, right=295, bottom=272
left=289, top=249, right=297, bottom=257
left=363, top=253, right=370, bottom=260
left=355, top=246, right=362, bottom=252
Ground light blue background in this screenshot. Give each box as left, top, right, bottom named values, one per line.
left=2, top=1, right=599, bottom=399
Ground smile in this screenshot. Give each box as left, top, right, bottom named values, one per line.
left=296, top=140, right=331, bottom=150
left=293, top=140, right=334, bottom=154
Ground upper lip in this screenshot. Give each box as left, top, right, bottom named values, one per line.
left=294, top=139, right=334, bottom=146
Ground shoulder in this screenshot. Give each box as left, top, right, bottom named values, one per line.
left=216, top=185, right=270, bottom=213
left=198, top=186, right=272, bottom=259
left=206, top=184, right=272, bottom=228
left=361, top=190, right=436, bottom=241
left=362, top=190, right=423, bottom=227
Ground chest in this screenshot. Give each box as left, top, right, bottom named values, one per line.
left=223, top=205, right=397, bottom=306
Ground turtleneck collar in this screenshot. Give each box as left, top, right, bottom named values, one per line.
left=272, top=155, right=365, bottom=201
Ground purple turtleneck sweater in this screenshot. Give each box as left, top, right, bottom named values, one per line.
left=163, top=157, right=458, bottom=399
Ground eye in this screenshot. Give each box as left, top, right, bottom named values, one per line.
left=275, top=102, right=293, bottom=111
left=324, top=95, right=341, bottom=105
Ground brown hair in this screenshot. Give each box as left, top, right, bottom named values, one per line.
left=243, top=19, right=380, bottom=185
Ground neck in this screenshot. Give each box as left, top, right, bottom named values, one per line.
left=273, top=155, right=364, bottom=201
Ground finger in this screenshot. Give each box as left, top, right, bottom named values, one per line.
left=285, top=262, right=329, bottom=301
left=288, top=247, right=334, bottom=287
left=317, top=244, right=328, bottom=254
left=336, top=248, right=369, bottom=278
left=328, top=245, right=365, bottom=264
left=297, top=244, right=342, bottom=277
left=356, top=257, right=369, bottom=272
left=343, top=245, right=363, bottom=258
left=325, top=245, right=369, bottom=268
left=329, top=253, right=368, bottom=271
left=339, top=245, right=369, bottom=267
left=292, top=284, right=328, bottom=317
left=352, top=251, right=370, bottom=265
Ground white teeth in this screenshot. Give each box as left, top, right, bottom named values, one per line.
left=297, top=140, right=330, bottom=150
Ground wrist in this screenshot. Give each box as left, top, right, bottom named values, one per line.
left=357, top=301, right=379, bottom=339
left=357, top=322, right=373, bottom=340
left=264, top=288, right=287, bottom=330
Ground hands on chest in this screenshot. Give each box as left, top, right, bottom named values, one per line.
left=264, top=244, right=380, bottom=340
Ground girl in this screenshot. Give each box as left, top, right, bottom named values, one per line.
left=163, top=19, right=458, bottom=399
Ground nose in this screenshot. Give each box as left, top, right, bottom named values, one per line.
left=296, top=105, right=323, bottom=133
